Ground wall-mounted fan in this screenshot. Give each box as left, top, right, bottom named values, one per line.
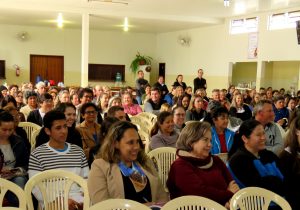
left=17, top=32, right=29, bottom=41
left=178, top=35, right=191, bottom=47
left=87, top=0, right=128, bottom=5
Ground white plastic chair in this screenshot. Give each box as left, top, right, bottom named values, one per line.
left=161, top=195, right=227, bottom=210
left=147, top=147, right=177, bottom=192
left=230, top=187, right=291, bottom=210
left=0, top=177, right=27, bottom=209
left=136, top=112, right=157, bottom=125
left=130, top=115, right=153, bottom=134
left=138, top=129, right=150, bottom=153
left=25, top=169, right=90, bottom=210
left=18, top=122, right=41, bottom=146
left=88, top=199, right=151, bottom=210
left=30, top=127, right=41, bottom=151
left=215, top=153, right=228, bottom=164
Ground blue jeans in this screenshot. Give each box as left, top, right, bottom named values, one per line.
left=136, top=96, right=142, bottom=105
left=6, top=176, right=28, bottom=207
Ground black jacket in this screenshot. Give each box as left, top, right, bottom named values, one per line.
left=35, top=125, right=83, bottom=148
left=27, top=109, right=43, bottom=126
left=6, top=135, right=29, bottom=170
left=229, top=147, right=284, bottom=196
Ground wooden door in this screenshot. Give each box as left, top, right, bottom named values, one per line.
left=30, top=55, right=64, bottom=85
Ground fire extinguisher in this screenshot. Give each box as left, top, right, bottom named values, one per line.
left=14, top=65, right=20, bottom=77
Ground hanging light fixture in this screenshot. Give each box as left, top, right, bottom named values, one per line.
left=224, top=0, right=230, bottom=7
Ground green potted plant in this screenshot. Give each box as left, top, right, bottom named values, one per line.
left=130, top=52, right=153, bottom=74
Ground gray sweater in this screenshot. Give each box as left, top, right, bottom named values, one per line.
left=150, top=130, right=179, bottom=150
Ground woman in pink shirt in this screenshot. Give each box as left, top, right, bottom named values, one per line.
left=122, top=93, right=142, bottom=116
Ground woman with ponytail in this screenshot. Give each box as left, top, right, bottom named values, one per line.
left=150, top=111, right=178, bottom=150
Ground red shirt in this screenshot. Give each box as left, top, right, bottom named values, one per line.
left=217, top=133, right=227, bottom=153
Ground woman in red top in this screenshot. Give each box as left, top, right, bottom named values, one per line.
left=167, top=121, right=239, bottom=208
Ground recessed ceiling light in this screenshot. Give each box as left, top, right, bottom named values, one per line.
left=235, top=2, right=246, bottom=14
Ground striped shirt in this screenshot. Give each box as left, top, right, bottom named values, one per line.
left=28, top=142, right=89, bottom=203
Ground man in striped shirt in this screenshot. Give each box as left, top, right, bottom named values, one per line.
left=28, top=110, right=89, bottom=210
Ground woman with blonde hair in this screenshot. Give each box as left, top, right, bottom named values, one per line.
left=167, top=121, right=238, bottom=208
left=185, top=94, right=207, bottom=122
left=229, top=93, right=252, bottom=121
left=88, top=121, right=168, bottom=205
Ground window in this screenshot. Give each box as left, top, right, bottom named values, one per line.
left=230, top=17, right=258, bottom=34
left=88, top=64, right=125, bottom=82
left=268, top=10, right=300, bottom=30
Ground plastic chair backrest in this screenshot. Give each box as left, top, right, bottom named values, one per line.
left=0, top=178, right=27, bottom=209
left=138, top=129, right=150, bottom=153
left=30, top=128, right=41, bottom=151
left=147, top=147, right=177, bottom=192
left=161, top=195, right=227, bottom=210
left=130, top=116, right=153, bottom=134
left=25, top=169, right=90, bottom=210
left=230, top=187, right=291, bottom=210
left=215, top=153, right=228, bottom=164
left=136, top=112, right=157, bottom=124
left=88, top=198, right=151, bottom=210
left=18, top=122, right=41, bottom=146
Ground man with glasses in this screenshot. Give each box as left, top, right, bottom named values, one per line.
left=76, top=88, right=94, bottom=124
left=27, top=93, right=53, bottom=126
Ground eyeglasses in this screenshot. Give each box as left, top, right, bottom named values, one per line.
left=85, top=110, right=97, bottom=115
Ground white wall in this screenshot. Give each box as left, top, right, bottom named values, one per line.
left=1, top=7, right=300, bottom=92
left=156, top=8, right=300, bottom=94
left=0, top=24, right=156, bottom=87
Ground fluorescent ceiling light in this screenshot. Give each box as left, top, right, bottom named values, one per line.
left=123, top=17, right=129, bottom=31
left=57, top=13, right=64, bottom=28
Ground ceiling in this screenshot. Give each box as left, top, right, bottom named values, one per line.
left=0, top=0, right=300, bottom=33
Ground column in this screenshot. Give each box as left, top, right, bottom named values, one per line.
left=81, top=13, right=89, bottom=87
left=256, top=61, right=265, bottom=91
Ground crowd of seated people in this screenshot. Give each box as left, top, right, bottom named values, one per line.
left=1, top=70, right=300, bottom=209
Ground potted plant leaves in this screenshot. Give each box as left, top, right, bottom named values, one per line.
left=130, top=52, right=153, bottom=74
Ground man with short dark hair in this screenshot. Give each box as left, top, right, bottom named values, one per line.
left=28, top=110, right=89, bottom=210
left=144, top=87, right=166, bottom=115
left=135, top=70, right=149, bottom=105
left=153, top=75, right=169, bottom=98
left=193, top=68, right=207, bottom=93
left=27, top=93, right=53, bottom=126
left=76, top=88, right=101, bottom=124
left=107, top=106, right=127, bottom=121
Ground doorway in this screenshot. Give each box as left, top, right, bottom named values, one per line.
left=30, top=55, right=64, bottom=85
